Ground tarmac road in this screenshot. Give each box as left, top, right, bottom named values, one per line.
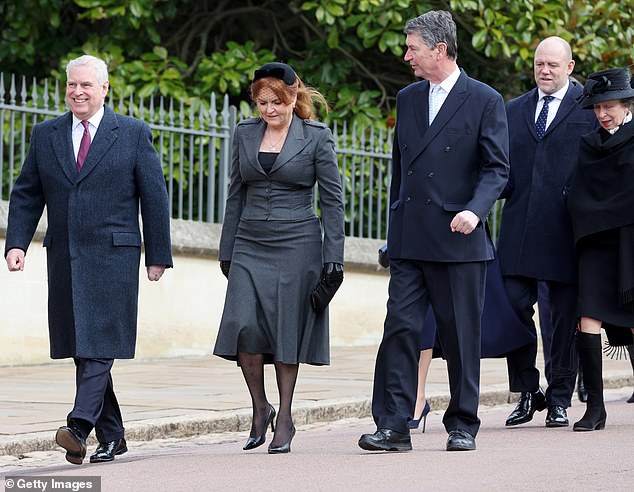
left=2, top=388, right=632, bottom=492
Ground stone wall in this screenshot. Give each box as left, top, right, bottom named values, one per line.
left=0, top=201, right=388, bottom=365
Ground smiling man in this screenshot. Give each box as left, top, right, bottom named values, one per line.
left=497, top=37, right=597, bottom=429
left=4, top=55, right=172, bottom=465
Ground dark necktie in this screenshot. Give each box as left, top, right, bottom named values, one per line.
left=77, top=120, right=91, bottom=171
left=535, top=95, right=554, bottom=140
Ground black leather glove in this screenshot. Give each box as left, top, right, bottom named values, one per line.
left=220, top=260, right=231, bottom=279
left=311, top=262, right=344, bottom=312
left=378, top=244, right=389, bottom=268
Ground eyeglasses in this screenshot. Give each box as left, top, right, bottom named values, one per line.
left=253, top=63, right=296, bottom=85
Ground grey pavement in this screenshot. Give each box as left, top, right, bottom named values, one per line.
left=1, top=344, right=633, bottom=460
left=2, top=394, right=634, bottom=491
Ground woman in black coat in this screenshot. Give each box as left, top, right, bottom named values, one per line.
left=214, top=63, right=345, bottom=453
left=567, top=67, right=634, bottom=431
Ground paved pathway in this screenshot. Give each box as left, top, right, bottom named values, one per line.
left=1, top=345, right=632, bottom=459
left=2, top=388, right=633, bottom=491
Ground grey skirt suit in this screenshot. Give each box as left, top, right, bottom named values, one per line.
left=214, top=114, right=345, bottom=365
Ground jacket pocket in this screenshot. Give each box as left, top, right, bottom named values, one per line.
left=442, top=203, right=467, bottom=212
left=112, top=232, right=142, bottom=247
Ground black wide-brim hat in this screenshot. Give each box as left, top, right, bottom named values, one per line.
left=580, top=67, right=634, bottom=108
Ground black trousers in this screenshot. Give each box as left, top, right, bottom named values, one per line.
left=537, top=282, right=554, bottom=384
left=68, top=358, right=124, bottom=442
left=371, top=258, right=485, bottom=437
left=504, top=276, right=577, bottom=407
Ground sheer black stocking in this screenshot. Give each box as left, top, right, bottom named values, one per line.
left=270, top=361, right=299, bottom=446
left=238, top=352, right=270, bottom=438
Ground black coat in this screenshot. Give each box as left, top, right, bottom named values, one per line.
left=5, top=107, right=173, bottom=359
left=567, top=121, right=634, bottom=242
left=497, top=82, right=597, bottom=283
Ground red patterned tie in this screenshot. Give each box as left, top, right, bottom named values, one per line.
left=77, top=120, right=91, bottom=171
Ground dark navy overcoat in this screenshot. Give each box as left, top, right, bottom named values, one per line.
left=497, top=81, right=597, bottom=283
left=387, top=70, right=509, bottom=262
left=5, top=106, right=172, bottom=359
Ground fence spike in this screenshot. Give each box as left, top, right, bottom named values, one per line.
left=53, top=79, right=60, bottom=111
left=118, top=89, right=125, bottom=114
left=20, top=76, right=27, bottom=106
left=9, top=74, right=16, bottom=105
left=209, top=92, right=217, bottom=130
left=31, top=77, right=38, bottom=108
left=149, top=96, right=155, bottom=122
left=159, top=96, right=165, bottom=125
left=43, top=78, right=49, bottom=108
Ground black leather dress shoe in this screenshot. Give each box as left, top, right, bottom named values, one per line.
left=505, top=389, right=547, bottom=426
left=446, top=430, right=476, bottom=451
left=545, top=405, right=569, bottom=427
left=89, top=438, right=128, bottom=463
left=55, top=425, right=87, bottom=465
left=358, top=428, right=412, bottom=452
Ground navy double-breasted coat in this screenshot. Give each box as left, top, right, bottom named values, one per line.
left=497, top=81, right=597, bottom=283
left=387, top=70, right=509, bottom=261
left=5, top=106, right=172, bottom=359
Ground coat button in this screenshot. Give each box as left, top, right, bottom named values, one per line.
left=403, top=144, right=408, bottom=150
left=444, top=146, right=451, bottom=152
left=407, top=170, right=413, bottom=176
left=425, top=198, right=431, bottom=205
left=405, top=197, right=411, bottom=202
left=428, top=172, right=434, bottom=178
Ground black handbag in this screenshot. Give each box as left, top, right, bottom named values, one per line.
left=378, top=244, right=390, bottom=268
left=311, top=263, right=344, bottom=312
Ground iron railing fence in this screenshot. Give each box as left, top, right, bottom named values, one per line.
left=1, top=72, right=502, bottom=242
left=0, top=73, right=235, bottom=224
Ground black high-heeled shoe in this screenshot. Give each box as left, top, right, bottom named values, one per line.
left=243, top=404, right=276, bottom=450
left=408, top=400, right=431, bottom=432
left=268, top=425, right=296, bottom=454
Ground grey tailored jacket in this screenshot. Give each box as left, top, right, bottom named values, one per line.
left=219, top=114, right=344, bottom=264
left=5, top=106, right=172, bottom=359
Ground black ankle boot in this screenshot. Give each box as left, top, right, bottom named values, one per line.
left=573, top=332, right=607, bottom=431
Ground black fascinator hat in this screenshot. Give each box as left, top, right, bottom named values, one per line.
left=580, top=67, right=634, bottom=108
left=253, top=62, right=297, bottom=85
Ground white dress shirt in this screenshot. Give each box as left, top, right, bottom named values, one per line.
left=429, top=66, right=461, bottom=124
left=535, top=81, right=569, bottom=130
left=71, top=107, right=104, bottom=160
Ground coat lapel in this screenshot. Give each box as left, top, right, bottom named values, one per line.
left=412, top=82, right=429, bottom=138
left=240, top=118, right=267, bottom=176
left=521, top=88, right=540, bottom=141
left=50, top=112, right=77, bottom=184
left=270, top=114, right=310, bottom=174
left=541, top=81, right=582, bottom=139
left=412, top=70, right=471, bottom=162
left=76, top=106, right=118, bottom=183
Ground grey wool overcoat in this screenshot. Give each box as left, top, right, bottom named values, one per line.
left=5, top=106, right=173, bottom=359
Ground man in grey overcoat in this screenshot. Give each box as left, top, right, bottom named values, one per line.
left=497, top=37, right=596, bottom=428
left=4, top=55, right=172, bottom=465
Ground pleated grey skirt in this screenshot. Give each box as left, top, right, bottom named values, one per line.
left=214, top=216, right=330, bottom=365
